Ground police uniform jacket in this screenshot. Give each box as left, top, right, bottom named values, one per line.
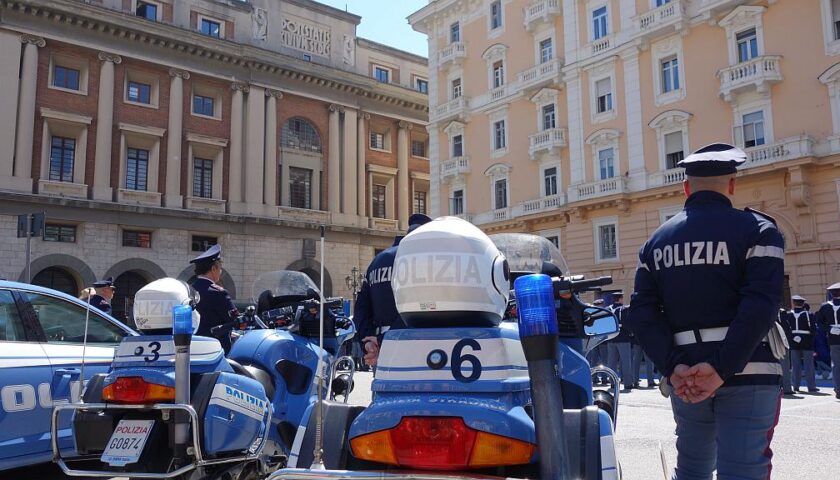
left=816, top=299, right=840, bottom=346
left=781, top=308, right=815, bottom=351
left=628, top=191, right=785, bottom=386
left=354, top=236, right=405, bottom=342
left=193, top=277, right=239, bottom=348
left=609, top=303, right=633, bottom=343
left=89, top=294, right=112, bottom=316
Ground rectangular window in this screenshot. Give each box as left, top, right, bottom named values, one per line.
left=493, top=61, right=505, bottom=88
left=655, top=0, right=672, bottom=6
left=598, top=147, right=615, bottom=180
left=289, top=167, right=312, bottom=209
left=494, top=179, right=507, bottom=209
left=593, top=6, right=609, bottom=40
left=834, top=0, right=840, bottom=40
left=125, top=147, right=149, bottom=191
left=542, top=103, right=556, bottom=130
left=43, top=224, right=76, bottom=243
left=736, top=28, right=758, bottom=63
left=450, top=22, right=460, bottom=43
left=596, top=78, right=612, bottom=113
left=53, top=65, right=80, bottom=91
left=544, top=167, right=558, bottom=196
left=665, top=132, right=684, bottom=169
left=490, top=1, right=503, bottom=29
left=411, top=140, right=427, bottom=158
left=451, top=189, right=464, bottom=215
left=598, top=223, right=617, bottom=260
left=370, top=132, right=385, bottom=150
left=136, top=1, right=157, bottom=20
left=661, top=56, right=679, bottom=93
left=741, top=111, right=765, bottom=148
left=192, top=158, right=213, bottom=198
left=127, top=81, right=151, bottom=104
left=49, top=136, right=75, bottom=183
left=416, top=78, right=428, bottom=93
left=191, top=235, right=217, bottom=252
left=123, top=230, right=151, bottom=248
left=539, top=38, right=553, bottom=64
left=493, top=120, right=506, bottom=150
left=372, top=184, right=387, bottom=219
left=452, top=134, right=464, bottom=157
left=413, top=191, right=427, bottom=215
left=193, top=94, right=215, bottom=117
left=200, top=18, right=221, bottom=38
left=452, top=78, right=462, bottom=99
left=374, top=66, right=390, bottom=83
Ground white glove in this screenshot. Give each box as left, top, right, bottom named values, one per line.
left=831, top=326, right=840, bottom=335
left=793, top=335, right=801, bottom=343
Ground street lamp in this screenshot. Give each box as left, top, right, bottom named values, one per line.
left=345, top=266, right=362, bottom=302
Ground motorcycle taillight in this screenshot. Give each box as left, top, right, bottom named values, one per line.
left=102, top=376, right=175, bottom=404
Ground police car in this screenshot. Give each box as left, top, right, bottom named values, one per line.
left=0, top=280, right=136, bottom=470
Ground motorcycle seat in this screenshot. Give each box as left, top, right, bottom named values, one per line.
left=228, top=359, right=276, bottom=399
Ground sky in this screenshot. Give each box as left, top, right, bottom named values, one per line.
left=315, top=0, right=430, bottom=57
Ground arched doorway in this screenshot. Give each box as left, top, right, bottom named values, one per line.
left=32, top=267, right=79, bottom=296
left=112, top=271, right=150, bottom=327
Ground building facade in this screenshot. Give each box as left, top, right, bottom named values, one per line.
left=0, top=0, right=429, bottom=323
left=410, top=0, right=840, bottom=304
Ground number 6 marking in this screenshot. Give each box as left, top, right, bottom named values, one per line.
left=451, top=339, right=482, bottom=382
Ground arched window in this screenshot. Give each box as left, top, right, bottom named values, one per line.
left=32, top=267, right=78, bottom=296
left=281, top=118, right=322, bottom=153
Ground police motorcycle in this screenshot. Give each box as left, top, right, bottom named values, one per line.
left=270, top=217, right=622, bottom=480
left=51, top=273, right=356, bottom=479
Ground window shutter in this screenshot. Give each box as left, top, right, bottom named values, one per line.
left=664, top=132, right=683, bottom=154
left=596, top=78, right=610, bottom=97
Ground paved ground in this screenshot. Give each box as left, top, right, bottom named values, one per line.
left=7, top=371, right=839, bottom=479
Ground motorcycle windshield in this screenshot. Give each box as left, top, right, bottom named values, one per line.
left=490, top=233, right=570, bottom=276
left=251, top=270, right=320, bottom=305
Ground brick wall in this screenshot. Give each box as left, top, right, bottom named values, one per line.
left=277, top=93, right=330, bottom=209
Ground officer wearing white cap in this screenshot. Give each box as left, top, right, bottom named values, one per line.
left=629, top=143, right=786, bottom=479
left=189, top=244, right=238, bottom=352
left=815, top=281, right=840, bottom=399
left=782, top=295, right=818, bottom=392
left=90, top=277, right=115, bottom=315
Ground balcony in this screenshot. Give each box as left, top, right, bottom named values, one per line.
left=369, top=217, right=399, bottom=231
left=718, top=56, right=783, bottom=103
left=517, top=58, right=564, bottom=92
left=590, top=35, right=613, bottom=56
left=440, top=156, right=471, bottom=182
left=431, top=96, right=469, bottom=123
left=648, top=167, right=685, bottom=188
left=633, top=0, right=689, bottom=42
left=438, top=42, right=466, bottom=69
left=528, top=128, right=567, bottom=159
left=569, top=177, right=627, bottom=202
left=740, top=135, right=815, bottom=170
left=186, top=196, right=226, bottom=213
left=524, top=0, right=561, bottom=32
left=278, top=205, right=330, bottom=224
left=520, top=193, right=566, bottom=215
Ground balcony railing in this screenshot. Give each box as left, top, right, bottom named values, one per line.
left=718, top=55, right=783, bottom=103
left=648, top=167, right=685, bottom=188
left=517, top=58, right=563, bottom=91
left=440, top=156, right=471, bottom=181
left=570, top=176, right=627, bottom=202
left=278, top=205, right=330, bottom=224
left=524, top=0, right=561, bottom=31
left=528, top=128, right=567, bottom=159
left=634, top=0, right=689, bottom=38
left=591, top=35, right=612, bottom=55
left=489, top=85, right=508, bottom=102
left=438, top=42, right=466, bottom=68
left=520, top=193, right=566, bottom=215
left=431, top=96, right=469, bottom=123
left=741, top=135, right=814, bottom=169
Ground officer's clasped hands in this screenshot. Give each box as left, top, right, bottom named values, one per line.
left=671, top=362, right=725, bottom=403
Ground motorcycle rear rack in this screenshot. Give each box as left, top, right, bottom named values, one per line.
left=51, top=402, right=272, bottom=479
left=269, top=468, right=507, bottom=480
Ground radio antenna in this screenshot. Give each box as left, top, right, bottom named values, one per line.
left=311, top=225, right=327, bottom=469
left=78, top=289, right=92, bottom=403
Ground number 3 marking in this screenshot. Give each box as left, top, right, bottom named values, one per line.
left=451, top=339, right=482, bottom=383
left=144, top=341, right=161, bottom=362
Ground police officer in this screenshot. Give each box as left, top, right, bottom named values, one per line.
left=815, top=281, right=840, bottom=399
left=782, top=295, right=818, bottom=392
left=606, top=291, right=635, bottom=390
left=628, top=143, right=785, bottom=480
left=89, top=277, right=115, bottom=315
left=355, top=213, right=431, bottom=367
left=190, top=244, right=239, bottom=352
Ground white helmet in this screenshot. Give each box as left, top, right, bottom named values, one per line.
left=133, top=278, right=200, bottom=333
left=392, top=216, right=510, bottom=327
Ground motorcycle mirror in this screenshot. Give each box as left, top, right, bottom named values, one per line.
left=583, top=306, right=619, bottom=337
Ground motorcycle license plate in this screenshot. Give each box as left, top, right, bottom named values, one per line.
left=100, top=419, right=155, bottom=466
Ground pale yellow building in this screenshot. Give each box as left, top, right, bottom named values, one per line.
left=410, top=0, right=840, bottom=304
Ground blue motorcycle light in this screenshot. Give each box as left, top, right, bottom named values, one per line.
left=343, top=299, right=352, bottom=317
left=514, top=274, right=557, bottom=338
left=173, top=305, right=193, bottom=335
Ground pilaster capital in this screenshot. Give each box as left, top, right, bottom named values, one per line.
left=231, top=82, right=250, bottom=93
left=169, top=68, right=191, bottom=80
left=20, top=34, right=45, bottom=47
left=329, top=103, right=344, bottom=113
left=265, top=89, right=284, bottom=99
left=358, top=111, right=371, bottom=121
left=398, top=120, right=414, bottom=130
left=97, top=51, right=123, bottom=64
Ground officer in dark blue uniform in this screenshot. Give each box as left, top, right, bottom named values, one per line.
left=606, top=291, right=636, bottom=390
left=190, top=244, right=239, bottom=352
left=355, top=213, right=431, bottom=367
left=782, top=295, right=818, bottom=392
left=815, top=282, right=840, bottom=399
left=628, top=143, right=785, bottom=480
left=89, top=277, right=115, bottom=315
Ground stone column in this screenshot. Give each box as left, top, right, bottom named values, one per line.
left=357, top=112, right=369, bottom=217
left=9, top=35, right=44, bottom=192
left=164, top=68, right=189, bottom=207
left=228, top=82, right=248, bottom=211
left=622, top=47, right=646, bottom=189
left=264, top=89, right=282, bottom=212
left=328, top=104, right=341, bottom=213
left=244, top=85, right=265, bottom=211
left=92, top=52, right=121, bottom=200
left=342, top=108, right=358, bottom=216
left=397, top=121, right=411, bottom=230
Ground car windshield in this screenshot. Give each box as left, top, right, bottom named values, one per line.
left=490, top=233, right=570, bottom=276
left=251, top=270, right=320, bottom=304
